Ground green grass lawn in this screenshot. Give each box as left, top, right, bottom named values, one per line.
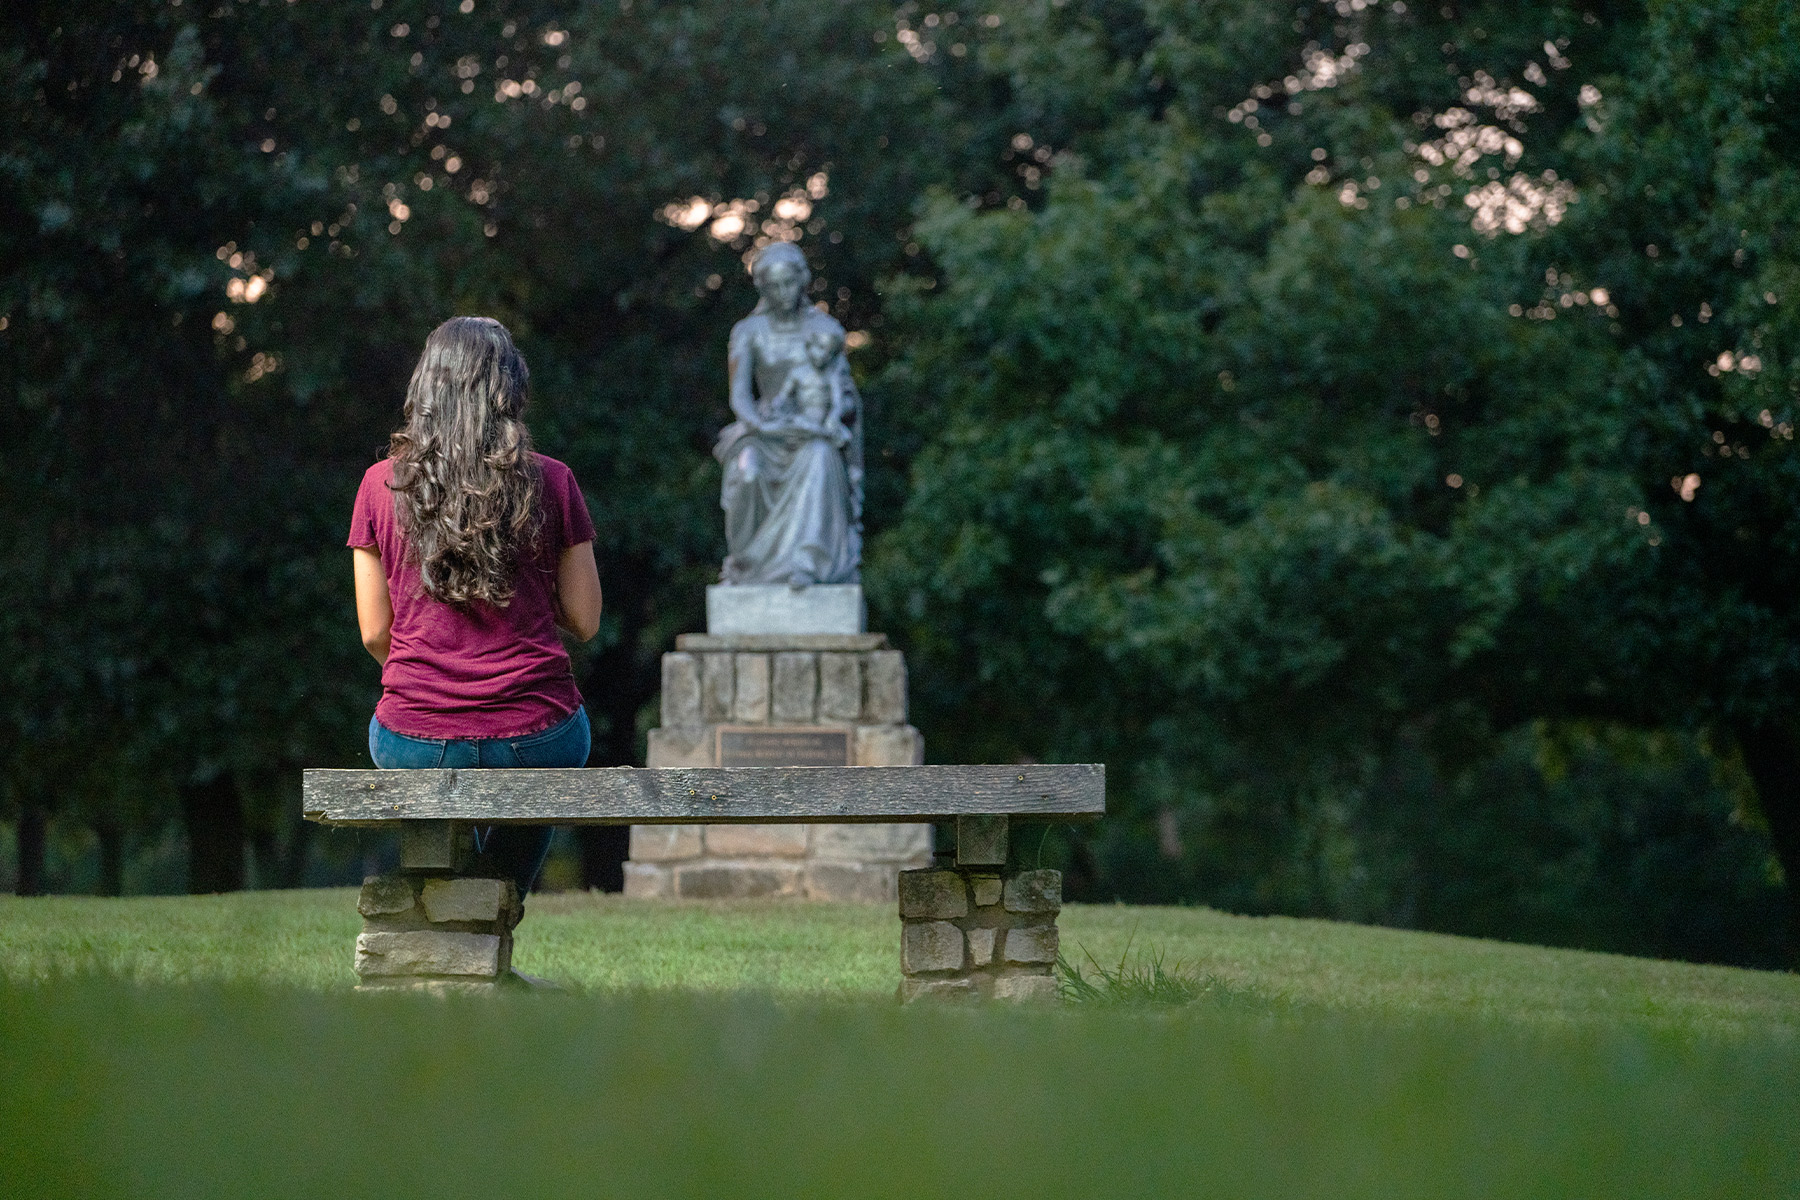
left=2, top=889, right=1795, bottom=1036
left=2, top=890, right=1796, bottom=1198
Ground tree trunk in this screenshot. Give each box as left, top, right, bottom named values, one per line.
left=575, top=826, right=629, bottom=892
left=179, top=775, right=246, bottom=894
left=95, top=823, right=124, bottom=896
left=245, top=808, right=311, bottom=890
left=1060, top=826, right=1102, bottom=902
left=1735, top=719, right=1800, bottom=960
left=278, top=816, right=312, bottom=889
left=249, top=822, right=278, bottom=891
left=16, top=803, right=46, bottom=896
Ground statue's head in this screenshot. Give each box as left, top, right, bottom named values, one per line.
left=751, top=242, right=810, bottom=315
left=804, top=328, right=843, bottom=368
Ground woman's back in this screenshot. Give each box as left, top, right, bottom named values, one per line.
left=349, top=451, right=594, bottom=739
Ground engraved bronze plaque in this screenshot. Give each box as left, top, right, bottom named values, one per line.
left=716, top=726, right=852, bottom=767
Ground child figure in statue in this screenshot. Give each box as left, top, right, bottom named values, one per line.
left=768, top=329, right=851, bottom=450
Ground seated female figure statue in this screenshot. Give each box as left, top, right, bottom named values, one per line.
left=714, top=243, right=862, bottom=588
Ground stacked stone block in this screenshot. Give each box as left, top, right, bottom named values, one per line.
left=626, top=633, right=932, bottom=901
left=898, top=866, right=1063, bottom=1002
left=353, top=823, right=521, bottom=988
left=643, top=634, right=918, bottom=765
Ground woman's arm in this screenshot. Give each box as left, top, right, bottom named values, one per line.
left=556, top=540, right=603, bottom=642
left=726, top=323, right=765, bottom=432
left=759, top=376, right=799, bottom=437
left=351, top=546, right=394, bottom=665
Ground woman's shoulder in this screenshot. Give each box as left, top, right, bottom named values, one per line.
left=530, top=452, right=583, bottom=496
left=359, top=456, right=395, bottom=488
left=531, top=451, right=576, bottom=480
left=349, top=457, right=396, bottom=545
left=529, top=453, right=595, bottom=544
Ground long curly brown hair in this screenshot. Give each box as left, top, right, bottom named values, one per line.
left=387, top=316, right=541, bottom=607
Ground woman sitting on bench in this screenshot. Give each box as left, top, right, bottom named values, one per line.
left=347, top=315, right=603, bottom=899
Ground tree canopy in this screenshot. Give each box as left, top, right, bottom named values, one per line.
left=873, top=0, right=1799, bottom=962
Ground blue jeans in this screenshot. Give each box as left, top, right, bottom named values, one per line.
left=368, top=706, right=591, bottom=897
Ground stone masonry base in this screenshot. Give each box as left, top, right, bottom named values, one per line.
left=898, top=866, right=1062, bottom=1002
left=354, top=870, right=521, bottom=989
left=624, top=822, right=929, bottom=902
left=346, top=820, right=1060, bottom=1000
left=627, top=633, right=931, bottom=900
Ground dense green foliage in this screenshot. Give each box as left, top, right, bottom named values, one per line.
left=0, top=0, right=1031, bottom=892
left=2, top=1, right=1797, bottom=966
left=868, top=0, right=1800, bottom=964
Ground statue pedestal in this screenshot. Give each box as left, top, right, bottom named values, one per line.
left=624, top=631, right=931, bottom=901
left=706, top=584, right=866, bottom=635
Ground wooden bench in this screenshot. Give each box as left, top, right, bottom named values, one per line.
left=303, top=763, right=1105, bottom=999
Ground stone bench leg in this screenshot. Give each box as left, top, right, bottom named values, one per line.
left=898, top=816, right=1061, bottom=1002
left=353, top=821, right=522, bottom=990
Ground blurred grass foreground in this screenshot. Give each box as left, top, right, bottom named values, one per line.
left=2, top=892, right=1796, bottom=1198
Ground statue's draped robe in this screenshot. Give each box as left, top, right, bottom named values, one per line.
left=715, top=309, right=862, bottom=586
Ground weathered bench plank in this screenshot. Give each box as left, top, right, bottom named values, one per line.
left=304, top=763, right=1104, bottom=827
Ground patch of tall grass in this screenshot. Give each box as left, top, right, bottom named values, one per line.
left=1056, top=928, right=1217, bottom=1006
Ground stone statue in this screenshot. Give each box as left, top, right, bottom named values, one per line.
left=714, top=242, right=863, bottom=588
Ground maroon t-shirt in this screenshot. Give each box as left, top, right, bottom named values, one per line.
left=348, top=453, right=596, bottom=739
